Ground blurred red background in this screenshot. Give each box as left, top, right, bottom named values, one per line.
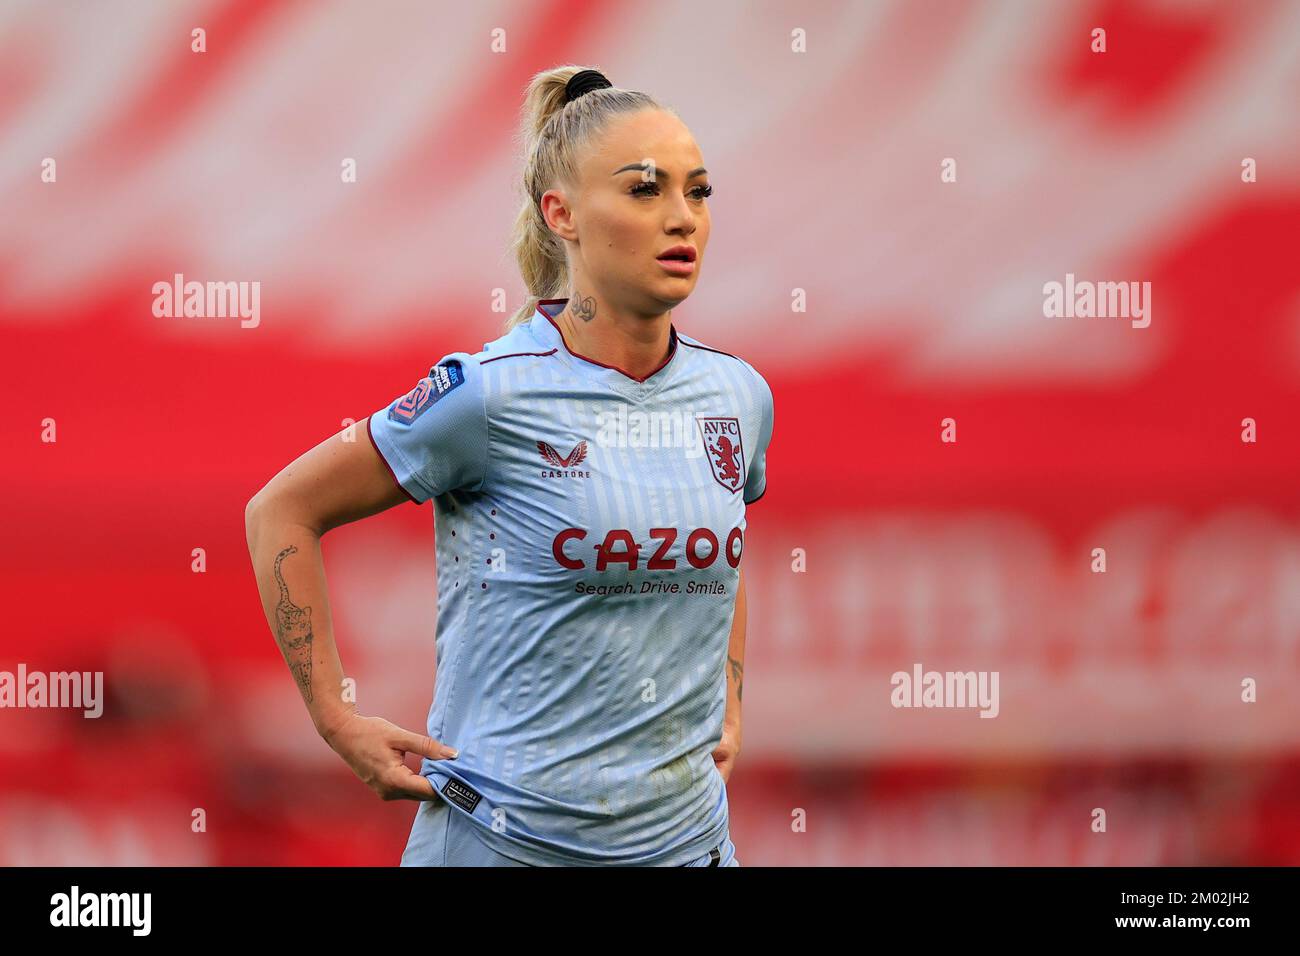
left=2, top=0, right=1299, bottom=865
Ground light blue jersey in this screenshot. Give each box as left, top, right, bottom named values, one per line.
left=367, top=298, right=773, bottom=865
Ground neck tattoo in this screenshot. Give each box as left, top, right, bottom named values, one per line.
left=568, top=291, right=597, bottom=322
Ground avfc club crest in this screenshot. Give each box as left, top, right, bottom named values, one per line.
left=697, top=416, right=746, bottom=493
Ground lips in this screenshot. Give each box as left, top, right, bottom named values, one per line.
left=656, top=245, right=697, bottom=262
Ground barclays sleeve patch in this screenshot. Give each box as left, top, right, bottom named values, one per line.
left=387, top=359, right=465, bottom=424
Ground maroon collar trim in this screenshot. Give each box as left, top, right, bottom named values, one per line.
left=537, top=298, right=679, bottom=384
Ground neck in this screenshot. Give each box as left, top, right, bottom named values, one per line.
left=554, top=289, right=674, bottom=380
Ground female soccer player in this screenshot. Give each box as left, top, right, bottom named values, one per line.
left=245, top=65, right=773, bottom=866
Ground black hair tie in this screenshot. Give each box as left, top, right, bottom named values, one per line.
left=565, top=69, right=612, bottom=103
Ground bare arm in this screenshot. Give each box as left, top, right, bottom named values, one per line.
left=713, top=566, right=746, bottom=782
left=245, top=418, right=455, bottom=800
left=244, top=419, right=405, bottom=733
left=726, top=567, right=746, bottom=726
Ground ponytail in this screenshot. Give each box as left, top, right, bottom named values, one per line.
left=505, top=65, right=663, bottom=331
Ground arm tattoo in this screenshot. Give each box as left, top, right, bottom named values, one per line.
left=569, top=290, right=597, bottom=322
left=728, top=655, right=744, bottom=703
left=273, top=545, right=315, bottom=703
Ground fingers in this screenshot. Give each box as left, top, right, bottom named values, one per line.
left=397, top=730, right=458, bottom=762
left=332, top=718, right=459, bottom=801
left=376, top=731, right=457, bottom=801
left=382, top=764, right=438, bottom=802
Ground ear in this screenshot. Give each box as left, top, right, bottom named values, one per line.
left=540, top=188, right=578, bottom=241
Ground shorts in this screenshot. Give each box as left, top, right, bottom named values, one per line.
left=399, top=795, right=740, bottom=867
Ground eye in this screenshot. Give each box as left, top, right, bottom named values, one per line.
left=628, top=182, right=715, bottom=200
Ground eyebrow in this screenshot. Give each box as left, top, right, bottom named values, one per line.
left=611, top=163, right=708, bottom=183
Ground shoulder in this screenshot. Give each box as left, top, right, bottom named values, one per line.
left=420, top=321, right=560, bottom=420
left=429, top=322, right=551, bottom=376
left=676, top=330, right=772, bottom=408
left=441, top=323, right=559, bottom=379
left=475, top=321, right=559, bottom=367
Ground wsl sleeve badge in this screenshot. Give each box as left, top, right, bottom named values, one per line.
left=387, top=359, right=465, bottom=425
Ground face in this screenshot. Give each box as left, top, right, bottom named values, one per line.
left=541, top=108, right=712, bottom=315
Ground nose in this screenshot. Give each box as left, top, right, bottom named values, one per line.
left=664, top=196, right=697, bottom=238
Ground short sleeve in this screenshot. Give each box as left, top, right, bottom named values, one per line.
left=366, top=353, right=488, bottom=504
left=743, top=367, right=773, bottom=505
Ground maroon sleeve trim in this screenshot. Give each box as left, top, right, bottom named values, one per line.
left=366, top=415, right=421, bottom=505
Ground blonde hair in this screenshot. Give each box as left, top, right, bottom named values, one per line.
left=505, top=65, right=666, bottom=331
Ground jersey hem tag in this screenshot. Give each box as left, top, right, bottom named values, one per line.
left=441, top=776, right=483, bottom=814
